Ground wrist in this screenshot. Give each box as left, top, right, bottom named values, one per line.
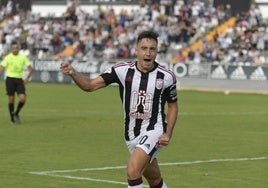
left=165, top=132, right=172, bottom=139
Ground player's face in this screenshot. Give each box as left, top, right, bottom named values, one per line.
left=135, top=38, right=157, bottom=73
left=11, top=44, right=19, bottom=55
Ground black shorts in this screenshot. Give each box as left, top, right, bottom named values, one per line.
left=6, top=77, right=26, bottom=95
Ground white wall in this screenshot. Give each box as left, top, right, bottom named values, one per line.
left=258, top=5, right=268, bottom=18
left=31, top=5, right=140, bottom=17
left=32, top=4, right=268, bottom=18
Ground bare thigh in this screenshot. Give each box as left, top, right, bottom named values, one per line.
left=127, top=147, right=151, bottom=180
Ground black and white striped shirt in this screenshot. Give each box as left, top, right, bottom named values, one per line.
left=101, top=61, right=177, bottom=141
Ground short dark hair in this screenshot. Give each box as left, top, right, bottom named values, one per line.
left=137, top=31, right=159, bottom=44
left=11, top=41, right=19, bottom=46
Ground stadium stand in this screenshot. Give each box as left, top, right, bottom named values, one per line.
left=0, top=0, right=267, bottom=65
left=181, top=17, right=237, bottom=57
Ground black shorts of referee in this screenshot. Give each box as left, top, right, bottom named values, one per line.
left=5, top=77, right=26, bottom=96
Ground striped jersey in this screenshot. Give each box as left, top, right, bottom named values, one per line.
left=101, top=61, right=177, bottom=141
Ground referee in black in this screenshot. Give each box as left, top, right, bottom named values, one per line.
left=0, top=41, right=33, bottom=124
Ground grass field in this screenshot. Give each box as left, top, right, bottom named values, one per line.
left=0, top=82, right=268, bottom=188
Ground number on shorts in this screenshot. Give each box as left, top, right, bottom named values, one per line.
left=139, top=135, right=148, bottom=145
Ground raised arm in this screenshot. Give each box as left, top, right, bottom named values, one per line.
left=60, top=62, right=106, bottom=92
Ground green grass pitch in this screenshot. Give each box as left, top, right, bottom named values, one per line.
left=0, top=82, right=267, bottom=188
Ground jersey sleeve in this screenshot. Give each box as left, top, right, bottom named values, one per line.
left=163, top=73, right=177, bottom=103
left=24, top=55, right=31, bottom=66
left=1, top=55, right=9, bottom=67
left=166, top=83, right=177, bottom=103
left=100, top=66, right=119, bottom=86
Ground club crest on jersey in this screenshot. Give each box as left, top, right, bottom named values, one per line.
left=156, top=79, right=163, bottom=90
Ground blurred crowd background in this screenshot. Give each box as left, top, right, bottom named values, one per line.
left=0, top=0, right=267, bottom=65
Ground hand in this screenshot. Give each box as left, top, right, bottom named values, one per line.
left=60, top=62, right=75, bottom=75
left=158, top=133, right=171, bottom=146
left=23, top=78, right=30, bottom=85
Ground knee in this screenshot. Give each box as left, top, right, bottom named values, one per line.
left=19, top=95, right=26, bottom=103
left=127, top=161, right=142, bottom=180
left=143, top=165, right=162, bottom=187
left=20, top=98, right=26, bottom=103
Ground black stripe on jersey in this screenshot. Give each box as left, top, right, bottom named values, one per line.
left=124, top=68, right=135, bottom=141
left=147, top=71, right=164, bottom=131
left=134, top=72, right=149, bottom=138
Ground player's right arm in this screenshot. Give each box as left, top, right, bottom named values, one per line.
left=60, top=62, right=106, bottom=92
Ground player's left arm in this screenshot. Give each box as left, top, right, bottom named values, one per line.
left=159, top=101, right=178, bottom=146
left=159, top=80, right=178, bottom=146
